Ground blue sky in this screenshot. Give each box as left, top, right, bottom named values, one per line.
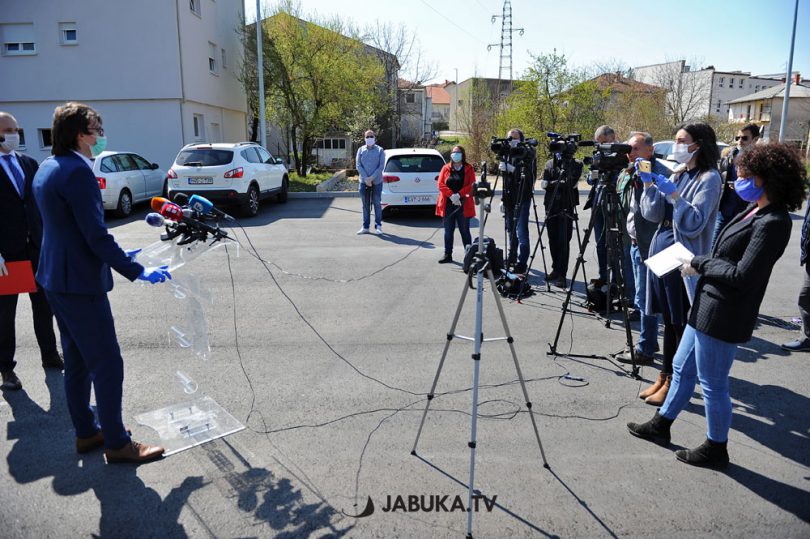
left=246, top=0, right=809, bottom=85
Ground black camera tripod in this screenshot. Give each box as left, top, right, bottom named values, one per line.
left=412, top=163, right=548, bottom=539
left=546, top=167, right=640, bottom=378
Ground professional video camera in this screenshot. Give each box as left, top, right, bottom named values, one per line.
left=490, top=136, right=539, bottom=161
left=588, top=143, right=633, bottom=176
left=546, top=132, right=595, bottom=156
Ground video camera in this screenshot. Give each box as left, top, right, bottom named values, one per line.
left=546, top=132, right=595, bottom=157
left=588, top=143, right=633, bottom=174
left=490, top=136, right=539, bottom=161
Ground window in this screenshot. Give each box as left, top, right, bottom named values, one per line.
left=241, top=148, right=261, bottom=163
left=324, top=139, right=332, bottom=149
left=208, top=41, right=218, bottom=74
left=1, top=23, right=36, bottom=56
left=384, top=155, right=445, bottom=173
left=457, top=99, right=463, bottom=106
left=59, top=22, right=77, bottom=45
left=113, top=154, right=137, bottom=171
left=729, top=77, right=735, bottom=86
left=739, top=79, right=744, bottom=88
left=405, top=93, right=415, bottom=103
left=38, top=128, right=52, bottom=149
left=256, top=147, right=274, bottom=163
left=17, top=129, right=25, bottom=150
left=100, top=156, right=117, bottom=173
left=719, top=77, right=724, bottom=87
left=338, top=139, right=346, bottom=149
left=221, top=48, right=226, bottom=70
left=131, top=154, right=152, bottom=170
left=190, top=0, right=201, bottom=16
left=746, top=104, right=751, bottom=120
left=716, top=99, right=721, bottom=113
left=193, top=114, right=205, bottom=140
left=176, top=149, right=232, bottom=166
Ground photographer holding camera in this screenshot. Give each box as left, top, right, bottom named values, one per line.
left=541, top=148, right=583, bottom=288
left=498, top=128, right=537, bottom=274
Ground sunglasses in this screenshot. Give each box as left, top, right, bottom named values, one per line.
left=734, top=135, right=750, bottom=141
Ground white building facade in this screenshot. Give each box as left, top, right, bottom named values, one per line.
left=0, top=0, right=247, bottom=171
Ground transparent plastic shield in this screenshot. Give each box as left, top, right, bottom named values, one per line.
left=166, top=273, right=215, bottom=361
left=137, top=235, right=236, bottom=273
left=135, top=396, right=245, bottom=456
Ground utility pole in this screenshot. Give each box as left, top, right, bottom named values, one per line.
left=256, top=0, right=267, bottom=149
left=778, top=0, right=799, bottom=142
left=488, top=0, right=524, bottom=98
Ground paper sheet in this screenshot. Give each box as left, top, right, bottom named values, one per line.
left=644, top=242, right=694, bottom=277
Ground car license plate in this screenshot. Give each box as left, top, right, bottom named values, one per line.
left=404, top=195, right=432, bottom=203
left=188, top=177, right=213, bottom=185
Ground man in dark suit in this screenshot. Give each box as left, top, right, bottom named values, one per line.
left=781, top=203, right=810, bottom=351
left=33, top=102, right=171, bottom=464
left=0, top=112, right=63, bottom=392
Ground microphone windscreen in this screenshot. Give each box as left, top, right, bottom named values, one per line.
left=173, top=193, right=189, bottom=206
left=145, top=212, right=165, bottom=227
left=151, top=196, right=171, bottom=212
left=159, top=202, right=184, bottom=221
left=189, top=194, right=214, bottom=214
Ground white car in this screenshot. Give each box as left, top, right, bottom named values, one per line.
left=94, top=151, right=167, bottom=217
left=167, top=142, right=289, bottom=217
left=654, top=140, right=729, bottom=165
left=380, top=148, right=446, bottom=215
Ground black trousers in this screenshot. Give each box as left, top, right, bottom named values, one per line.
left=546, top=209, right=573, bottom=277
left=0, top=248, right=58, bottom=372
left=799, top=266, right=810, bottom=340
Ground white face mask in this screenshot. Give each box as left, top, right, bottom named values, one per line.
left=0, top=132, right=19, bottom=153
left=509, top=138, right=519, bottom=148
left=365, top=137, right=375, bottom=146
left=671, top=143, right=696, bottom=164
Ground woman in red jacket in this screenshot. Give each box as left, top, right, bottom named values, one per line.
left=436, top=145, right=476, bottom=264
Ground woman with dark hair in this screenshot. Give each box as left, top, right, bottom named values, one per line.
left=636, top=123, right=722, bottom=405
left=628, top=142, right=807, bottom=468
left=436, top=145, right=475, bottom=264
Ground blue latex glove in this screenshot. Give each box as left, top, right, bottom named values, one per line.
left=656, top=176, right=678, bottom=196
left=125, top=248, right=141, bottom=261
left=138, top=265, right=172, bottom=284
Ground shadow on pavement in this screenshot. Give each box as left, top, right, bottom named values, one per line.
left=735, top=334, right=790, bottom=363
left=5, top=371, right=203, bottom=537
left=725, top=464, right=810, bottom=524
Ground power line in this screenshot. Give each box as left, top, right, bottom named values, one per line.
left=417, top=0, right=487, bottom=45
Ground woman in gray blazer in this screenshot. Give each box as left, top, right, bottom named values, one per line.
left=628, top=143, right=807, bottom=468
left=636, top=124, right=722, bottom=405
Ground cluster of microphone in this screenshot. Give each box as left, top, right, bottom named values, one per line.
left=146, top=194, right=231, bottom=245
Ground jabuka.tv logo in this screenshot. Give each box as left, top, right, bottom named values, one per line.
left=343, top=494, right=497, bottom=518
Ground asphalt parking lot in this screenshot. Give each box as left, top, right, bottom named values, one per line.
left=1, top=193, right=809, bottom=538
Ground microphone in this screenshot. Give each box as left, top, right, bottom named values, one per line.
left=145, top=212, right=165, bottom=227
left=173, top=193, right=189, bottom=206
left=151, top=196, right=171, bottom=213
left=158, top=201, right=184, bottom=222
left=189, top=194, right=235, bottom=221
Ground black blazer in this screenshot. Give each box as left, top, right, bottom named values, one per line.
left=689, top=203, right=792, bottom=343
left=0, top=152, right=43, bottom=262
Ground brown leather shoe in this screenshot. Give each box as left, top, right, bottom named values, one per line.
left=645, top=374, right=672, bottom=406
left=41, top=352, right=65, bottom=370
left=639, top=372, right=666, bottom=399
left=76, top=431, right=105, bottom=454
left=104, top=440, right=165, bottom=464
left=1, top=370, right=22, bottom=391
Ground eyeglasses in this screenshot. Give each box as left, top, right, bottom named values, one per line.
left=734, top=135, right=749, bottom=141
left=88, top=127, right=105, bottom=136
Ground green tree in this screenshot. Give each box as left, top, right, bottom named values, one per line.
left=240, top=5, right=385, bottom=176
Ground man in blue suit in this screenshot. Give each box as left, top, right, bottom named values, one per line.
left=0, top=111, right=63, bottom=392
left=33, top=102, right=171, bottom=464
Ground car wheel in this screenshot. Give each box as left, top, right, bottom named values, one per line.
left=277, top=176, right=289, bottom=203
left=241, top=183, right=260, bottom=217
left=114, top=189, right=133, bottom=218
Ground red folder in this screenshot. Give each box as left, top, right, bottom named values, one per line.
left=0, top=260, right=37, bottom=295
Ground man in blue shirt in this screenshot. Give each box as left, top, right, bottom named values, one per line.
left=355, top=130, right=385, bottom=235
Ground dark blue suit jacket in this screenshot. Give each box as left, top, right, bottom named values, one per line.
left=0, top=152, right=43, bottom=262
left=32, top=152, right=143, bottom=294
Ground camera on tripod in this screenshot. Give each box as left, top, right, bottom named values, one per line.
left=490, top=136, right=538, bottom=161
left=546, top=132, right=593, bottom=157
left=588, top=143, right=633, bottom=176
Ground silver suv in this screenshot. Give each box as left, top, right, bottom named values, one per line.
left=168, top=142, right=289, bottom=217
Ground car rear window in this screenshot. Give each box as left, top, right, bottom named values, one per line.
left=385, top=155, right=445, bottom=173
left=175, top=149, right=233, bottom=166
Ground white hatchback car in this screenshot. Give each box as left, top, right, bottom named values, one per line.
left=167, top=142, right=289, bottom=217
left=94, top=151, right=167, bottom=217
left=381, top=148, right=446, bottom=215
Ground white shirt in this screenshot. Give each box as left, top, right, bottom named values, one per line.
left=0, top=150, right=25, bottom=196
left=71, top=150, right=94, bottom=170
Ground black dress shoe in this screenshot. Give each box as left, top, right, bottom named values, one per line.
left=438, top=253, right=453, bottom=264
left=1, top=370, right=22, bottom=391
left=42, top=352, right=64, bottom=370
left=627, top=412, right=673, bottom=446
left=675, top=439, right=729, bottom=469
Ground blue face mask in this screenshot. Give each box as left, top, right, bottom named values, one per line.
left=733, top=177, right=764, bottom=202
left=450, top=152, right=462, bottom=163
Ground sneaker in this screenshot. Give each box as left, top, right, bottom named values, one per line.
left=1, top=370, right=22, bottom=391
left=373, top=226, right=383, bottom=235
left=616, top=347, right=655, bottom=365
left=781, top=337, right=810, bottom=352
left=438, top=253, right=453, bottom=264
left=356, top=227, right=369, bottom=235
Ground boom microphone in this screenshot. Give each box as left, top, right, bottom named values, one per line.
left=189, top=194, right=235, bottom=221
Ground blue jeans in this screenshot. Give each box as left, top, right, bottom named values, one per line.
left=631, top=244, right=659, bottom=355
left=443, top=202, right=471, bottom=255
left=505, top=200, right=531, bottom=267
left=593, top=208, right=608, bottom=282
left=660, top=324, right=738, bottom=443
left=359, top=182, right=382, bottom=229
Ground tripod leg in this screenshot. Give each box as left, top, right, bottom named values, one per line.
left=486, top=270, right=549, bottom=467
left=465, top=266, right=487, bottom=539
left=412, top=275, right=473, bottom=454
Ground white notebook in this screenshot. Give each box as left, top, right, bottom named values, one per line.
left=644, top=242, right=695, bottom=277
